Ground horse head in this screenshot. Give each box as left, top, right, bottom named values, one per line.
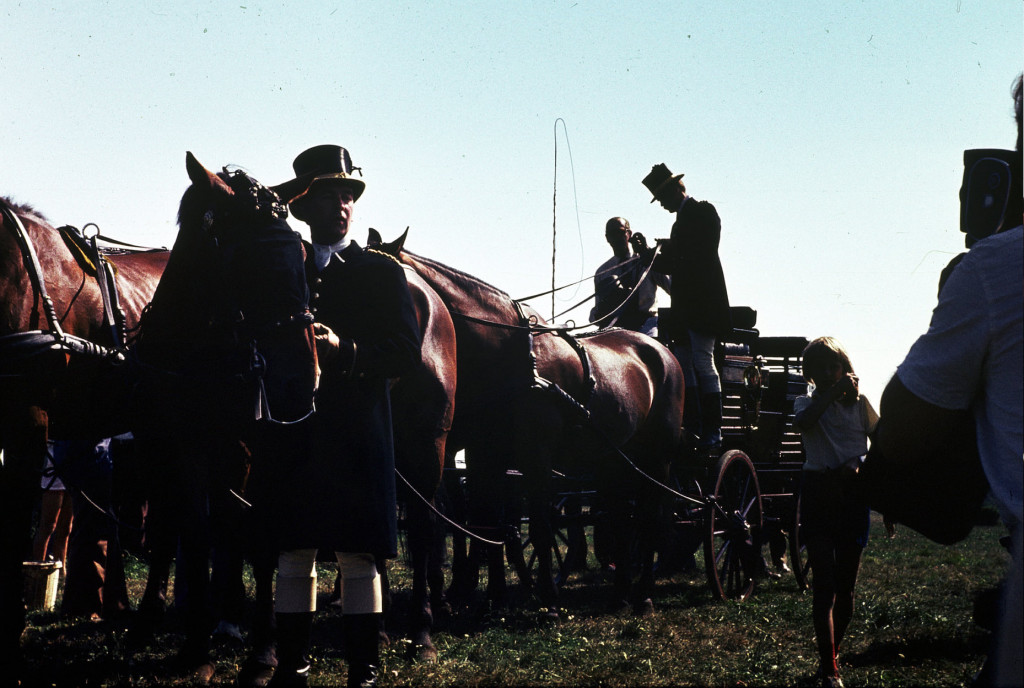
left=137, top=153, right=317, bottom=424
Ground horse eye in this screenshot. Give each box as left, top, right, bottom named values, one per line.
left=202, top=211, right=215, bottom=231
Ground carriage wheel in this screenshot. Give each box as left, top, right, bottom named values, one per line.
left=789, top=492, right=811, bottom=591
left=703, top=449, right=763, bottom=601
left=508, top=493, right=585, bottom=590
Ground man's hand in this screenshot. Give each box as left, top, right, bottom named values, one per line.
left=629, top=232, right=649, bottom=253
left=313, top=322, right=341, bottom=362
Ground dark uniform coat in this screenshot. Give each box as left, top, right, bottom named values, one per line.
left=654, top=198, right=732, bottom=341
left=259, top=241, right=421, bottom=558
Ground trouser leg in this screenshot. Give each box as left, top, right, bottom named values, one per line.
left=690, top=330, right=722, bottom=447
left=336, top=553, right=381, bottom=688
left=271, top=549, right=317, bottom=687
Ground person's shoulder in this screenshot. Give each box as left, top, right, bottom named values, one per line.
left=597, top=255, right=620, bottom=271
left=966, top=225, right=1023, bottom=261
left=948, top=225, right=1022, bottom=290
left=683, top=198, right=721, bottom=223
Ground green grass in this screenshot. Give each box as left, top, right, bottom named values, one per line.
left=20, top=513, right=1008, bottom=686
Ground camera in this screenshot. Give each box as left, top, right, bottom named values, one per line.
left=959, top=148, right=1022, bottom=245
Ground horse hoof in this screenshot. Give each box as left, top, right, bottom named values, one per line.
left=237, top=660, right=276, bottom=688
left=633, top=598, right=655, bottom=617
left=193, top=660, right=217, bottom=685
left=609, top=600, right=632, bottom=617
left=537, top=608, right=561, bottom=624
left=410, top=641, right=438, bottom=663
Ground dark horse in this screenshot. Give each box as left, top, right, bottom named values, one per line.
left=0, top=197, right=169, bottom=680
left=128, top=153, right=319, bottom=682
left=395, top=245, right=684, bottom=613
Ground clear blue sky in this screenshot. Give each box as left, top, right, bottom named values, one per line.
left=3, top=1, right=1021, bottom=405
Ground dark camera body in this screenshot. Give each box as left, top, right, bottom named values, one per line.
left=960, top=148, right=1023, bottom=245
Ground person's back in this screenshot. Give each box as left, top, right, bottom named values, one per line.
left=896, top=225, right=1023, bottom=526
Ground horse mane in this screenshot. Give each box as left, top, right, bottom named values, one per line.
left=402, top=249, right=513, bottom=300
left=1, top=196, right=49, bottom=223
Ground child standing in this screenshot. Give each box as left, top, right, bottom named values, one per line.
left=794, top=337, right=879, bottom=688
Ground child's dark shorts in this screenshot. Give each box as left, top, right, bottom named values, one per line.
left=799, top=469, right=870, bottom=548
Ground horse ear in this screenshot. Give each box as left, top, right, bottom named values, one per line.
left=384, top=227, right=409, bottom=255
left=367, top=227, right=383, bottom=246
left=185, top=151, right=232, bottom=195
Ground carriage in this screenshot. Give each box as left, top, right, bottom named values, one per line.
left=439, top=304, right=810, bottom=605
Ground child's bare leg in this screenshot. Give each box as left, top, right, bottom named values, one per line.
left=832, top=542, right=864, bottom=653
left=807, top=536, right=839, bottom=677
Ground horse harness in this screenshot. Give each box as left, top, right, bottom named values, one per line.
left=0, top=203, right=127, bottom=369
left=512, top=300, right=597, bottom=422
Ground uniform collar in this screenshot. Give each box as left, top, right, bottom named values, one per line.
left=311, top=238, right=353, bottom=271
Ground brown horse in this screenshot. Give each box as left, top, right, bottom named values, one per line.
left=386, top=265, right=456, bottom=659
left=0, top=196, right=168, bottom=680
left=395, top=244, right=684, bottom=613
left=128, top=154, right=319, bottom=682
left=363, top=229, right=457, bottom=659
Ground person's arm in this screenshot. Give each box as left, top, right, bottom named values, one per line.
left=793, top=374, right=858, bottom=431
left=874, top=373, right=974, bottom=465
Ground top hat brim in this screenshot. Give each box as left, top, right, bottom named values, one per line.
left=648, top=173, right=684, bottom=202
left=271, top=172, right=366, bottom=205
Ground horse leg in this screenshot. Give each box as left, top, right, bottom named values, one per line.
left=606, top=491, right=634, bottom=612
left=527, top=485, right=559, bottom=613
left=0, top=405, right=48, bottom=683
left=405, top=496, right=438, bottom=661
left=442, top=469, right=480, bottom=603
left=633, top=492, right=666, bottom=616
left=427, top=506, right=449, bottom=618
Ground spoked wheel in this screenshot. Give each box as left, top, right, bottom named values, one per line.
left=508, top=492, right=588, bottom=590
left=789, top=491, right=811, bottom=591
left=704, top=449, right=763, bottom=601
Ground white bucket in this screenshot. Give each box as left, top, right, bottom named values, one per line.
left=23, top=560, right=62, bottom=611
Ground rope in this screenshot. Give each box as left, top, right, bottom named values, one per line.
left=551, top=118, right=585, bottom=321
left=446, top=243, right=664, bottom=335
left=396, top=469, right=505, bottom=547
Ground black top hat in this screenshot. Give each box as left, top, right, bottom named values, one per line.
left=282, top=144, right=366, bottom=203
left=642, top=163, right=684, bottom=203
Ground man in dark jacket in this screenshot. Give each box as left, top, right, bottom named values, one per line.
left=264, top=144, right=421, bottom=687
left=643, top=164, right=731, bottom=454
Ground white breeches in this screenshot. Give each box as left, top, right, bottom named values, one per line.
left=673, top=329, right=721, bottom=394
left=275, top=549, right=381, bottom=615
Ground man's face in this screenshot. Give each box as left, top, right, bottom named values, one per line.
left=656, top=181, right=686, bottom=211
left=606, top=220, right=631, bottom=255
left=300, top=180, right=356, bottom=244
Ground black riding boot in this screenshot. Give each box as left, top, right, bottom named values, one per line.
left=699, top=392, right=723, bottom=453
left=682, top=387, right=702, bottom=444
left=268, top=612, right=312, bottom=687
left=343, top=613, right=380, bottom=688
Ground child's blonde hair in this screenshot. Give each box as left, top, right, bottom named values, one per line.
left=801, top=336, right=855, bottom=386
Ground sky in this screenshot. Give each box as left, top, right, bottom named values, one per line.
left=2, top=1, right=1021, bottom=406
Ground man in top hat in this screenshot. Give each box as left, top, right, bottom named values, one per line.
left=642, top=164, right=731, bottom=454
left=255, top=144, right=422, bottom=687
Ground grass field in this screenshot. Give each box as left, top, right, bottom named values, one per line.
left=19, top=512, right=1008, bottom=687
